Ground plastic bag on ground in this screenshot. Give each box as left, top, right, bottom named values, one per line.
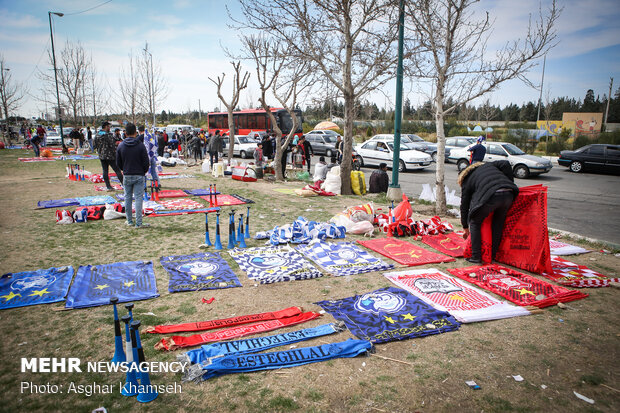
left=323, top=166, right=341, bottom=195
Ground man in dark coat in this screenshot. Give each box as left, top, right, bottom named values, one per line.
left=369, top=163, right=389, bottom=193
left=468, top=135, right=487, bottom=164
left=458, top=160, right=519, bottom=264
left=95, top=121, right=124, bottom=190
left=297, top=135, right=314, bottom=173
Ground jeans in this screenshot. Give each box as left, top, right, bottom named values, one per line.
left=468, top=191, right=514, bottom=261
left=100, top=159, right=124, bottom=190
left=88, top=139, right=94, bottom=151
left=123, top=175, right=146, bottom=226
left=209, top=151, right=218, bottom=167
left=31, top=140, right=40, bottom=157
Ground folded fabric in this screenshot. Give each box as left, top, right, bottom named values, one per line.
left=384, top=268, right=531, bottom=323
left=255, top=216, right=346, bottom=246
left=357, top=238, right=454, bottom=266
left=448, top=264, right=588, bottom=308
left=316, top=287, right=460, bottom=344
left=548, top=238, right=590, bottom=256
left=228, top=246, right=323, bottom=284
left=183, top=339, right=371, bottom=381
left=297, top=241, right=394, bottom=276
left=542, top=256, right=619, bottom=288
left=0, top=266, right=74, bottom=310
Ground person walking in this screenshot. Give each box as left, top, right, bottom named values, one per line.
left=95, top=121, right=124, bottom=191
left=207, top=130, right=223, bottom=167
left=116, top=123, right=150, bottom=228
left=297, top=135, right=314, bottom=173
left=458, top=160, right=519, bottom=264
left=86, top=126, right=93, bottom=151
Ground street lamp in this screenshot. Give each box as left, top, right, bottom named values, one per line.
left=48, top=11, right=66, bottom=151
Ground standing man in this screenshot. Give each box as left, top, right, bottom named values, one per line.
left=458, top=160, right=519, bottom=264
left=95, top=121, right=124, bottom=191
left=69, top=128, right=81, bottom=149
left=137, top=125, right=146, bottom=143
left=335, top=135, right=343, bottom=164
left=468, top=136, right=487, bottom=164
left=86, top=126, right=93, bottom=152
left=207, top=130, right=223, bottom=167
left=116, top=123, right=150, bottom=228
left=297, top=135, right=314, bottom=173
left=156, top=131, right=166, bottom=157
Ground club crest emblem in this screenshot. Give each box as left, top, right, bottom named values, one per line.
left=354, top=291, right=406, bottom=314
left=178, top=262, right=218, bottom=276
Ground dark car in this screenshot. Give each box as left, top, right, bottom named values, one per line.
left=558, top=144, right=620, bottom=174
left=305, top=133, right=338, bottom=157
left=445, top=136, right=476, bottom=163
left=402, top=134, right=441, bottom=162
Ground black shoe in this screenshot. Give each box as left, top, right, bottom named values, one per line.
left=465, top=257, right=482, bottom=264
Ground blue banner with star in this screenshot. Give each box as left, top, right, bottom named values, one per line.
left=0, top=266, right=74, bottom=310
left=160, top=252, right=242, bottom=293
left=315, top=287, right=460, bottom=344
left=65, top=261, right=159, bottom=309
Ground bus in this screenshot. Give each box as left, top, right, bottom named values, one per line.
left=207, top=108, right=303, bottom=138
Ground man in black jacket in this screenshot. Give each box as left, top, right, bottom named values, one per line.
left=116, top=123, right=150, bottom=228
left=369, top=163, right=389, bottom=193
left=458, top=160, right=519, bottom=263
left=95, top=121, right=124, bottom=191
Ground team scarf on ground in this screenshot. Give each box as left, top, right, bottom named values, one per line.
left=160, top=252, right=242, bottom=293
left=65, top=260, right=159, bottom=309
left=199, top=194, right=255, bottom=206
left=158, top=198, right=206, bottom=210
left=420, top=232, right=467, bottom=258
left=155, top=311, right=322, bottom=351
left=1, top=266, right=74, bottom=310
left=182, top=338, right=372, bottom=382
left=383, top=268, right=531, bottom=323
left=180, top=323, right=344, bottom=372
left=542, top=256, right=619, bottom=288
left=296, top=241, right=394, bottom=276
left=548, top=238, right=591, bottom=256
left=448, top=264, right=588, bottom=308
left=146, top=306, right=304, bottom=334
left=255, top=216, right=346, bottom=246
left=228, top=246, right=323, bottom=284
left=357, top=238, right=454, bottom=266
left=316, top=287, right=460, bottom=344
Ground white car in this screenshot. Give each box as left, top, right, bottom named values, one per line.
left=355, top=140, right=432, bottom=171
left=449, top=141, right=553, bottom=178
left=44, top=131, right=64, bottom=145
left=222, top=135, right=258, bottom=159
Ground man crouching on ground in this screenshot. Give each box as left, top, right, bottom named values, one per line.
left=116, top=123, right=150, bottom=228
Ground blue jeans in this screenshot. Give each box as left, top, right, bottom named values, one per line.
left=149, top=157, right=159, bottom=184
left=123, top=175, right=146, bottom=226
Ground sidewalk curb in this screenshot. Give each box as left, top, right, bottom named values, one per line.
left=548, top=227, right=620, bottom=250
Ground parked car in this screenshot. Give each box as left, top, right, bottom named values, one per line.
left=445, top=136, right=476, bottom=162
left=558, top=144, right=620, bottom=174
left=449, top=141, right=553, bottom=178
left=354, top=140, right=432, bottom=172
left=368, top=134, right=442, bottom=162
left=222, top=135, right=257, bottom=158
left=305, top=133, right=338, bottom=157
left=45, top=131, right=63, bottom=145
left=306, top=129, right=341, bottom=139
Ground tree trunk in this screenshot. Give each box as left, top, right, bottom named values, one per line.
left=434, top=107, right=448, bottom=215
left=227, top=110, right=235, bottom=160
left=341, top=93, right=354, bottom=195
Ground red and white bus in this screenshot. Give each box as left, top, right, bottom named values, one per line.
left=207, top=108, right=303, bottom=138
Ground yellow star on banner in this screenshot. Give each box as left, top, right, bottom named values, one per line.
left=191, top=275, right=198, bottom=281
left=29, top=288, right=50, bottom=297
left=124, top=281, right=135, bottom=287
left=205, top=276, right=214, bottom=280
left=94, top=284, right=109, bottom=290
left=402, top=313, right=416, bottom=321
left=279, top=267, right=289, bottom=271
left=450, top=294, right=466, bottom=302
left=516, top=288, right=535, bottom=296
left=384, top=316, right=396, bottom=324
left=1, top=291, right=21, bottom=301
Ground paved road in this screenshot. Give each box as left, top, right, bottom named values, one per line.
left=352, top=160, right=620, bottom=245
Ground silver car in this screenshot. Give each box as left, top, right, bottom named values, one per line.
left=450, top=141, right=552, bottom=178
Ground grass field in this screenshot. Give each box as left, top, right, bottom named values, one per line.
left=0, top=148, right=618, bottom=413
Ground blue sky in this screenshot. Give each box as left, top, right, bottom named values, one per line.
left=1, top=0, right=619, bottom=119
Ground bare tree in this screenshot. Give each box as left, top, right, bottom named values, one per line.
left=0, top=55, right=26, bottom=144
left=118, top=51, right=141, bottom=123
left=86, top=60, right=109, bottom=128
left=209, top=61, right=250, bottom=160
left=235, top=0, right=400, bottom=195
left=56, top=41, right=89, bottom=126
left=406, top=0, right=561, bottom=214
left=241, top=35, right=314, bottom=181
left=479, top=99, right=498, bottom=137
left=139, top=43, right=168, bottom=126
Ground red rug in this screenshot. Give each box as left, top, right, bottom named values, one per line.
left=448, top=264, right=588, bottom=308
left=542, top=256, right=619, bottom=288
left=159, top=198, right=205, bottom=210
left=421, top=232, right=467, bottom=257
left=358, top=238, right=454, bottom=266
left=158, top=189, right=188, bottom=198
left=200, top=194, right=253, bottom=206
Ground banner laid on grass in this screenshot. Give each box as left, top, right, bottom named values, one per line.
left=357, top=238, right=454, bottom=266
left=1, top=266, right=74, bottom=310
left=160, top=252, right=241, bottom=292
left=420, top=232, right=467, bottom=258
left=297, top=241, right=394, bottom=276
left=542, top=256, right=619, bottom=288
left=65, top=260, right=159, bottom=309
left=315, top=287, right=460, bottom=343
